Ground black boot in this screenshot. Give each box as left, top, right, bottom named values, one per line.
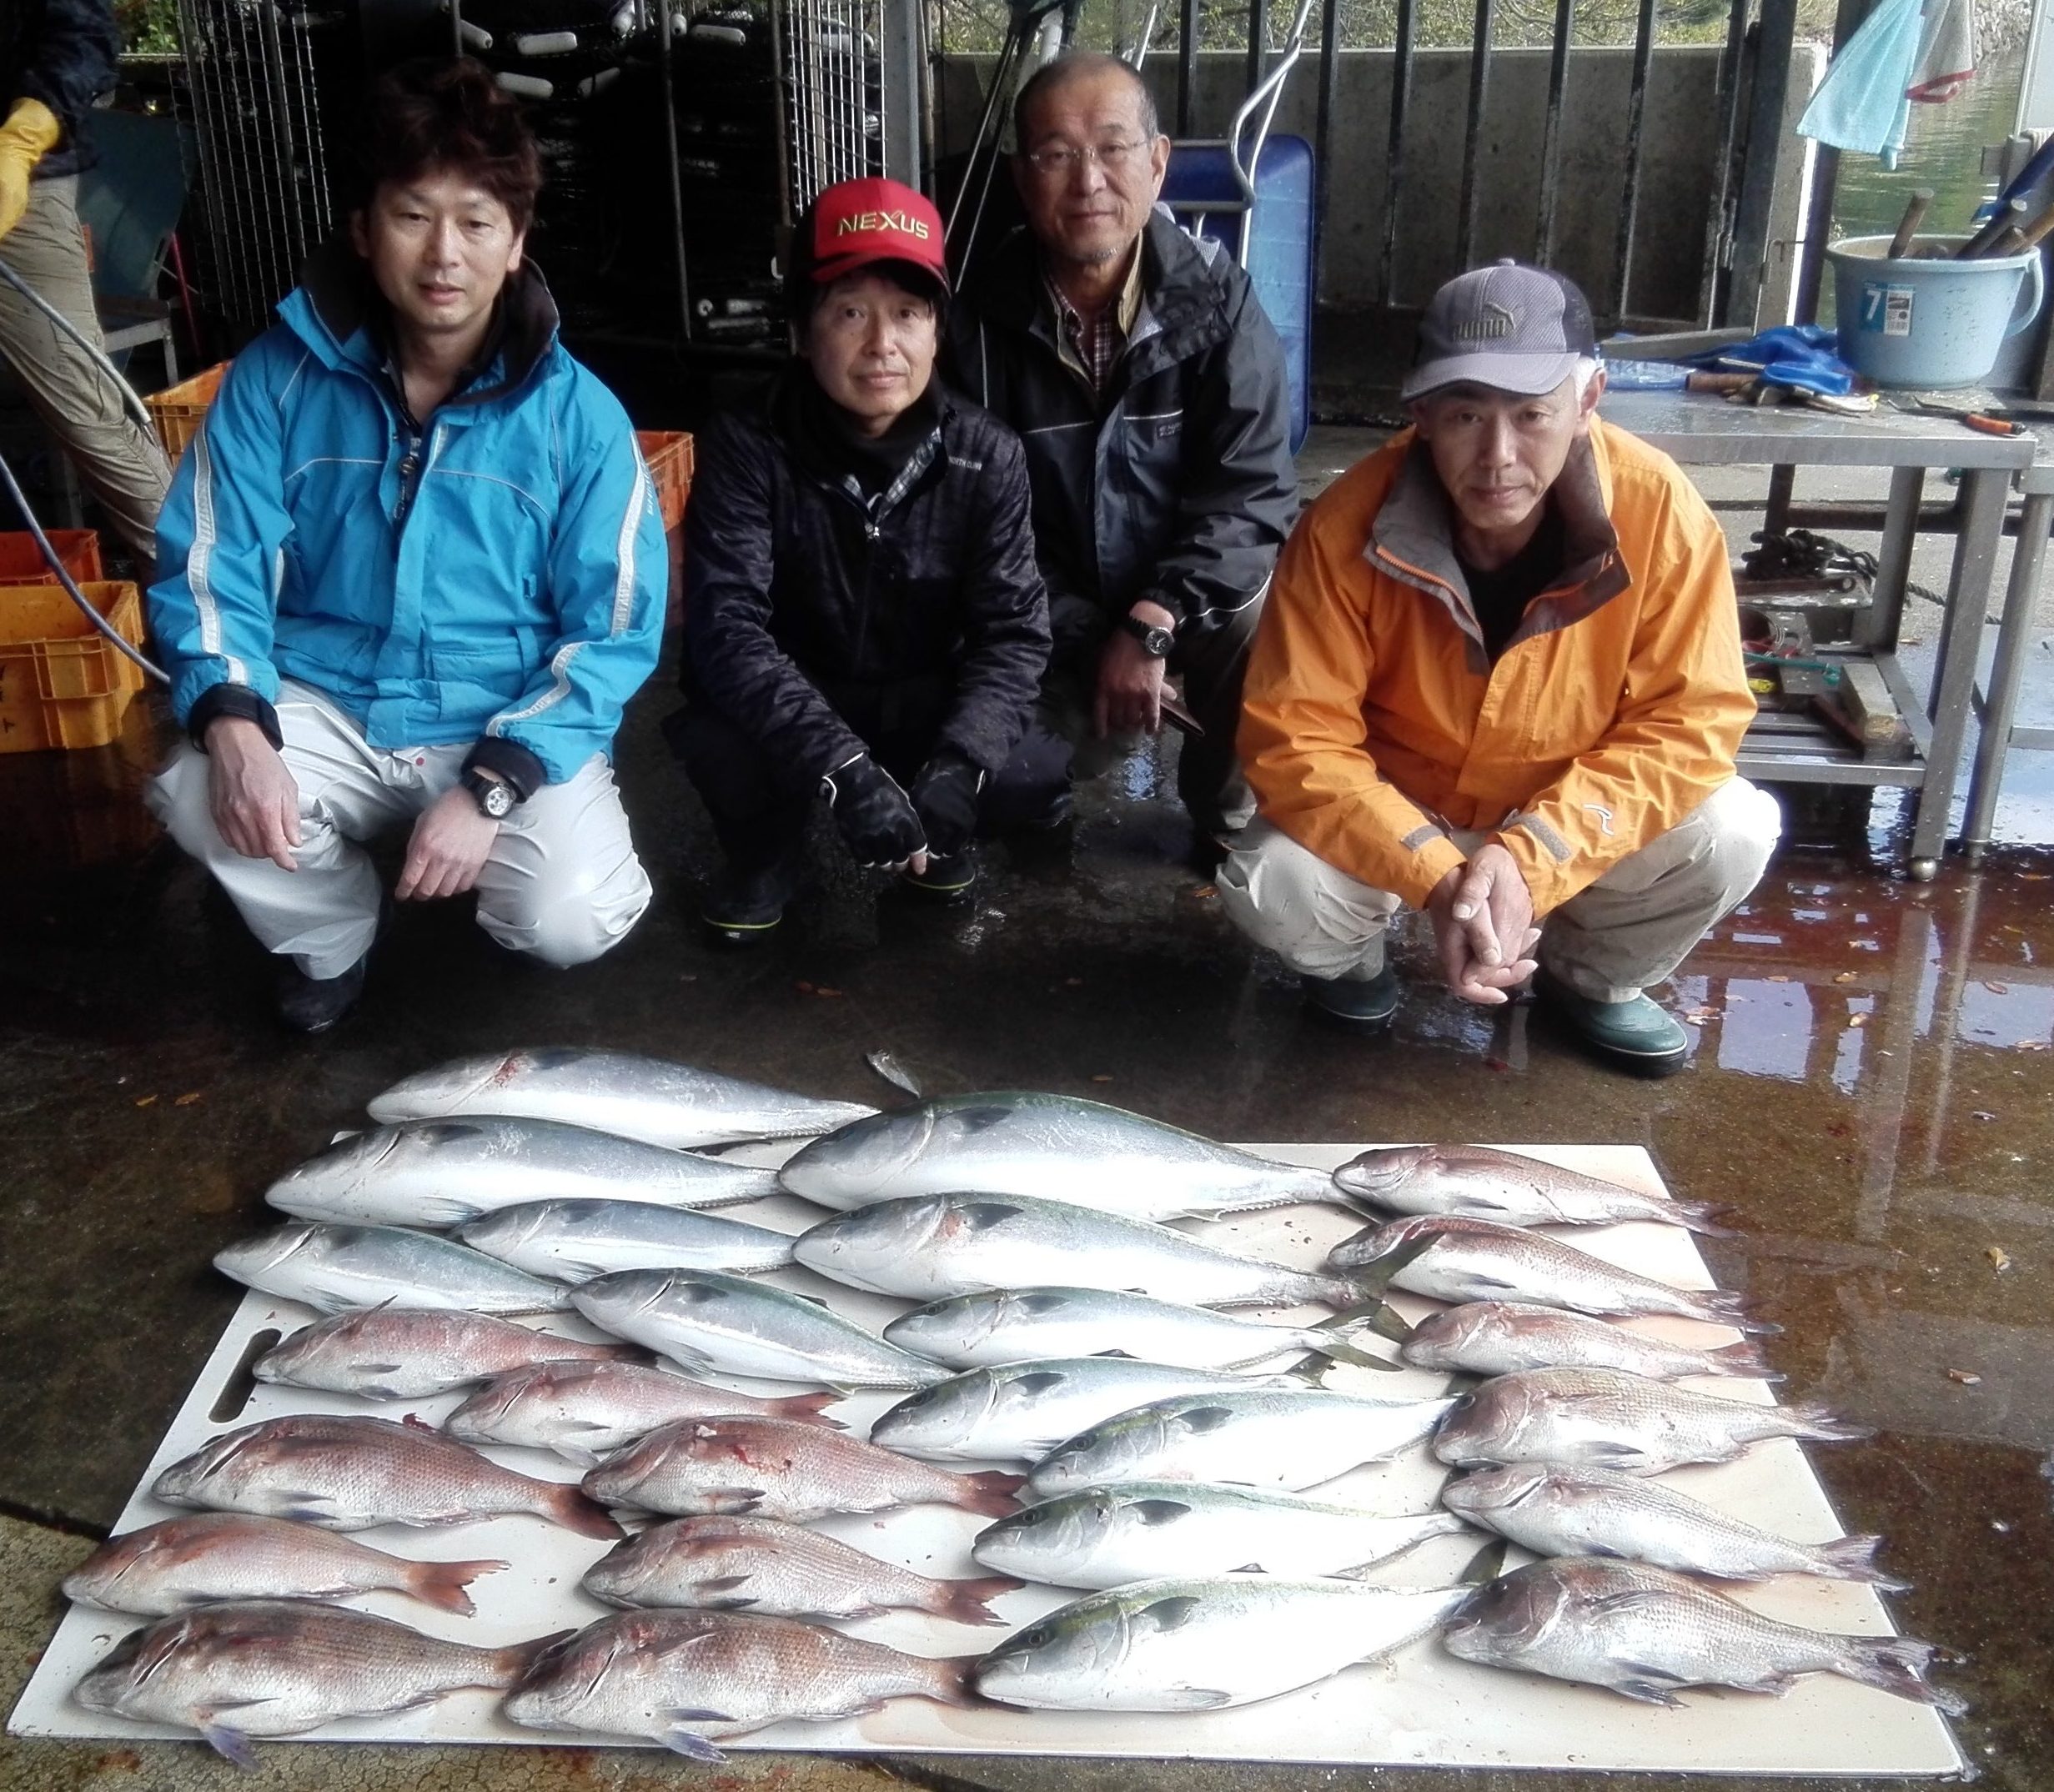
left=275, top=951, right=371, bottom=1033
left=702, top=844, right=807, bottom=946
left=900, top=849, right=978, bottom=902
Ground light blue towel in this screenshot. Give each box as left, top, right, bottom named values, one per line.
left=1797, top=0, right=1925, bottom=161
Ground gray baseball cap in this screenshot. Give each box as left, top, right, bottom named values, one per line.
left=1402, top=259, right=1598, bottom=401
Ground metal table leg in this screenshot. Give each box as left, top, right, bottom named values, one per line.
left=1908, top=465, right=2009, bottom=878
left=1961, top=489, right=2054, bottom=861
left=1861, top=465, right=1926, bottom=651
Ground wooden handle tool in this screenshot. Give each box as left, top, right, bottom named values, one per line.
left=1959, top=197, right=2029, bottom=258
left=1887, top=189, right=1934, bottom=259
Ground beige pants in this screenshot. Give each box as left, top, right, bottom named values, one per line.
left=1217, top=777, right=1783, bottom=1003
left=147, top=682, right=653, bottom=979
left=0, top=176, right=171, bottom=565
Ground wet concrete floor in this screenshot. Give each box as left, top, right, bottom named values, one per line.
left=4, top=434, right=2054, bottom=1789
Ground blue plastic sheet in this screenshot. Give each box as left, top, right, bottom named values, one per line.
left=1688, top=325, right=1860, bottom=396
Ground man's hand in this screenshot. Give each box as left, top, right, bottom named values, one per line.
left=1426, top=843, right=1541, bottom=1006
left=910, top=752, right=985, bottom=859
left=822, top=753, right=928, bottom=872
left=204, top=715, right=302, bottom=871
left=1092, top=601, right=1176, bottom=737
left=398, top=786, right=500, bottom=901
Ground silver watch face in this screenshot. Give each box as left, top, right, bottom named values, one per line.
left=477, top=778, right=516, bottom=819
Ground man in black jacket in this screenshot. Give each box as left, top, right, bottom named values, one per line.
left=0, top=0, right=170, bottom=564
left=674, top=176, right=1059, bottom=941
left=947, top=52, right=1298, bottom=861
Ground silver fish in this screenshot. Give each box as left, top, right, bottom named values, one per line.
left=455, top=1199, right=796, bottom=1282
left=151, top=1413, right=621, bottom=1539
left=871, top=1358, right=1286, bottom=1464
left=1330, top=1215, right=1776, bottom=1333
left=570, top=1267, right=948, bottom=1389
left=795, top=1193, right=1363, bottom=1309
left=501, top=1609, right=976, bottom=1761
left=973, top=1483, right=1468, bottom=1589
left=778, top=1092, right=1344, bottom=1222
left=1029, top=1388, right=1456, bottom=1498
left=1442, top=1559, right=1965, bottom=1713
left=264, top=1116, right=782, bottom=1228
left=213, top=1222, right=570, bottom=1317
left=1432, top=1367, right=1871, bottom=1475
left=584, top=1514, right=1021, bottom=1625
left=1334, top=1145, right=1729, bottom=1233
left=1441, top=1465, right=1909, bottom=1587
left=977, top=1576, right=1468, bottom=1712
left=1401, top=1301, right=1779, bottom=1382
left=73, top=1599, right=562, bottom=1764
left=884, top=1286, right=1395, bottom=1373
left=367, top=1048, right=875, bottom=1149
left=444, top=1360, right=839, bottom=1463
left=582, top=1415, right=1022, bottom=1523
left=253, top=1308, right=627, bottom=1400
left=62, top=1514, right=508, bottom=1617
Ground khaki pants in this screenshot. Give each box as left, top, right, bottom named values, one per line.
left=147, top=682, right=653, bottom=979
left=0, top=176, right=171, bottom=565
left=1217, top=777, right=1783, bottom=1003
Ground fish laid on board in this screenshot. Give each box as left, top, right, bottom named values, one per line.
left=1028, top=1388, right=1457, bottom=1498
left=1399, top=1301, right=1778, bottom=1382
left=500, top=1609, right=977, bottom=1761
left=151, top=1413, right=621, bottom=1539
left=795, top=1193, right=1366, bottom=1309
left=1333, top=1146, right=1728, bottom=1233
left=367, top=1048, right=874, bottom=1149
left=62, top=1513, right=508, bottom=1618
left=884, top=1286, right=1394, bottom=1373
left=977, top=1577, right=1469, bottom=1712
left=444, top=1360, right=839, bottom=1463
left=214, top=1222, right=569, bottom=1317
left=264, top=1116, right=782, bottom=1228
left=252, top=1308, right=627, bottom=1401
left=1442, top=1559, right=1964, bottom=1712
left=1440, top=1465, right=1908, bottom=1587
left=584, top=1515, right=1022, bottom=1625
left=582, top=1415, right=1022, bottom=1523
left=777, top=1092, right=1348, bottom=1222
left=454, top=1199, right=796, bottom=1282
left=1432, top=1367, right=1871, bottom=1475
left=73, top=1599, right=565, bottom=1764
left=973, top=1483, right=1468, bottom=1589
left=870, top=1358, right=1293, bottom=1465
left=570, top=1267, right=948, bottom=1390
left=1330, top=1216, right=1775, bottom=1332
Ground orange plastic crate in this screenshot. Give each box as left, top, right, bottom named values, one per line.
left=0, top=530, right=103, bottom=585
left=637, top=430, right=695, bottom=532
left=146, top=361, right=230, bottom=464
left=0, top=581, right=148, bottom=751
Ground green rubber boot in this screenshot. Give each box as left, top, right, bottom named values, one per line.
left=1535, top=971, right=1689, bottom=1077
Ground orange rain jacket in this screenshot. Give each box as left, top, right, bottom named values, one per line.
left=1238, top=414, right=1754, bottom=916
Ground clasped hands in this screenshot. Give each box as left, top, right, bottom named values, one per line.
left=1426, top=841, right=1543, bottom=1006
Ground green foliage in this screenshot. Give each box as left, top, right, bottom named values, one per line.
left=116, top=0, right=181, bottom=56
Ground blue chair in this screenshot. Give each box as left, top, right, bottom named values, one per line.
left=76, top=108, right=190, bottom=384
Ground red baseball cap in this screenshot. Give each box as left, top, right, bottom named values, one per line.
left=804, top=176, right=950, bottom=294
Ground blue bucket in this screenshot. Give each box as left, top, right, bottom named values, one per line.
left=1828, top=233, right=2046, bottom=389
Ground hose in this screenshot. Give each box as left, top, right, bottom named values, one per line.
left=0, top=253, right=158, bottom=437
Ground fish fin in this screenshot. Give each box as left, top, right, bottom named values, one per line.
left=1011, top=1371, right=1068, bottom=1397
left=1459, top=1536, right=1509, bottom=1585
left=553, top=1443, right=610, bottom=1470
left=769, top=1391, right=846, bottom=1426
left=1695, top=1290, right=1781, bottom=1335
left=545, top=1483, right=626, bottom=1541
left=1838, top=1635, right=1968, bottom=1715
left=938, top=1574, right=1025, bottom=1627
left=1233, top=1560, right=1267, bottom=1574
left=408, top=1555, right=510, bottom=1615
left=663, top=1724, right=731, bottom=1763
left=1780, top=1402, right=1874, bottom=1443
left=1285, top=1358, right=1331, bottom=1388
left=1299, top=1321, right=1405, bottom=1371
left=354, top=1362, right=405, bottom=1378
left=1153, top=1686, right=1236, bottom=1710
left=960, top=1471, right=1026, bottom=1517
left=495, top=1629, right=579, bottom=1684
left=274, top=1491, right=348, bottom=1526
left=1175, top=1404, right=1236, bottom=1435
left=1811, top=1534, right=1911, bottom=1590
left=957, top=1202, right=1027, bottom=1232
left=1330, top=1228, right=1444, bottom=1303
left=1704, top=1339, right=1781, bottom=1379
left=1586, top=1589, right=1676, bottom=1620
left=694, top=1574, right=754, bottom=1595
left=1136, top=1594, right=1203, bottom=1633
left=1610, top=1673, right=1690, bottom=1708
left=704, top=1487, right=768, bottom=1515
left=1129, top=1498, right=1193, bottom=1525
left=1672, top=1199, right=1736, bottom=1237
left=400, top=1412, right=439, bottom=1433
left=657, top=1345, right=718, bottom=1378
left=198, top=1721, right=260, bottom=1769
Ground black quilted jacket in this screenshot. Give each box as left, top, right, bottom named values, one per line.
left=4, top=0, right=121, bottom=180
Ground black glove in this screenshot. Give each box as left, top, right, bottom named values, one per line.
left=821, top=752, right=927, bottom=867
left=910, top=752, right=986, bottom=859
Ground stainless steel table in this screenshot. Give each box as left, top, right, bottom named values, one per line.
left=1600, top=390, right=2036, bottom=879
left=1961, top=447, right=2054, bottom=861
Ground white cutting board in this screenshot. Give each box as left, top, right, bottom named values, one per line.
left=8, top=1143, right=1966, bottom=1774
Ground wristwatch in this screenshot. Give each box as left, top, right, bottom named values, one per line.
left=461, top=767, right=519, bottom=820
left=1121, top=611, right=1175, bottom=659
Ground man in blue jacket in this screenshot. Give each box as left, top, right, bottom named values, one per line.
left=147, top=59, right=665, bottom=1032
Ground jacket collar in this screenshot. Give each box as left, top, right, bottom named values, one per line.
left=1367, top=424, right=1627, bottom=663
left=766, top=366, right=948, bottom=520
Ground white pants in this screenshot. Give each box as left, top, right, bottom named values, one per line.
left=1217, top=778, right=1782, bottom=1003
left=148, top=681, right=652, bottom=979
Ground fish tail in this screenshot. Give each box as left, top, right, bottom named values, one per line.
left=544, top=1481, right=628, bottom=1539
left=406, top=1555, right=510, bottom=1615
left=957, top=1470, right=1026, bottom=1517
left=932, top=1573, right=1026, bottom=1627
left=487, top=1627, right=580, bottom=1689
left=1704, top=1339, right=1783, bottom=1379
left=922, top=1655, right=985, bottom=1708
left=1837, top=1634, right=1967, bottom=1715
left=1692, top=1289, right=1782, bottom=1335
left=769, top=1391, right=847, bottom=1428
left=1780, top=1400, right=1874, bottom=1443
left=1811, top=1533, right=1911, bottom=1590
left=1673, top=1200, right=1737, bottom=1237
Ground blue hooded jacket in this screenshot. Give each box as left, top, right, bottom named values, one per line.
left=149, top=243, right=665, bottom=789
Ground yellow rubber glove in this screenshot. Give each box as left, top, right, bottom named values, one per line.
left=0, top=98, right=63, bottom=241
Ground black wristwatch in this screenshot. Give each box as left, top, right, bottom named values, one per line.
left=461, top=767, right=519, bottom=820
left=1121, top=611, right=1175, bottom=659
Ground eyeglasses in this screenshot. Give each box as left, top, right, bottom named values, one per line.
left=1021, top=139, right=1146, bottom=177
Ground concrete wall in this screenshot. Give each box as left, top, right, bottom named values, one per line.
left=937, top=46, right=1809, bottom=326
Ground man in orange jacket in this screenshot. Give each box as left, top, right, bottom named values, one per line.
left=1217, top=262, right=1780, bottom=1076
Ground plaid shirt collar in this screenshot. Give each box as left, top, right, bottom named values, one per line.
left=1044, top=241, right=1147, bottom=393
